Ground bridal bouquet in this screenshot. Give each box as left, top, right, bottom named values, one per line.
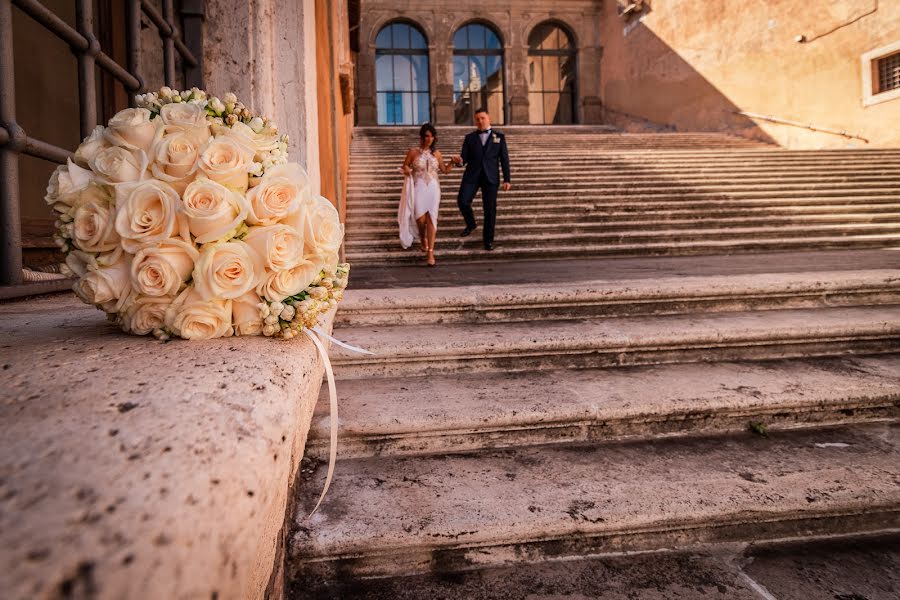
left=46, top=87, right=347, bottom=341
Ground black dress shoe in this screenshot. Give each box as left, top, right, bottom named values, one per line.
left=484, top=243, right=494, bottom=251
left=460, top=226, right=476, bottom=237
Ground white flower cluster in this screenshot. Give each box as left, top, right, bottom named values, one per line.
left=135, top=87, right=289, bottom=179
left=48, top=87, right=346, bottom=341
left=258, top=263, right=350, bottom=339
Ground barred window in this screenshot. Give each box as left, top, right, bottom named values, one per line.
left=876, top=51, right=900, bottom=94
left=1, top=0, right=204, bottom=298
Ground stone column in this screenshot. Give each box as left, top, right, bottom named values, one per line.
left=354, top=9, right=378, bottom=125
left=204, top=0, right=321, bottom=192
left=506, top=42, right=529, bottom=124
left=432, top=42, right=455, bottom=125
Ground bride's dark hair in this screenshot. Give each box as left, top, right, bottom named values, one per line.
left=419, top=123, right=437, bottom=150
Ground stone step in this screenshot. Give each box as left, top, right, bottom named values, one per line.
left=290, top=423, right=900, bottom=581
left=289, top=532, right=900, bottom=600
left=348, top=171, right=900, bottom=184
left=328, top=305, right=900, bottom=379
left=344, top=223, right=900, bottom=252
left=345, top=200, right=900, bottom=222
left=344, top=235, right=900, bottom=265
left=348, top=185, right=900, bottom=202
left=306, top=356, right=900, bottom=460
left=346, top=213, right=900, bottom=239
left=346, top=198, right=900, bottom=220
left=336, top=270, right=900, bottom=326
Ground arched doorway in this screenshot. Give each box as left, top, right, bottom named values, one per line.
left=375, top=21, right=430, bottom=125
left=527, top=22, right=577, bottom=124
left=453, top=23, right=505, bottom=124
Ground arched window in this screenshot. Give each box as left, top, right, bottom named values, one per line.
left=375, top=22, right=430, bottom=125
left=527, top=22, right=577, bottom=124
left=453, top=23, right=505, bottom=124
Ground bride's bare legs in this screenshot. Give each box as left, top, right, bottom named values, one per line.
left=425, top=214, right=437, bottom=266
left=415, top=215, right=428, bottom=251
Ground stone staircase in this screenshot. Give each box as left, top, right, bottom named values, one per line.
left=286, top=128, right=900, bottom=597
left=345, top=126, right=900, bottom=264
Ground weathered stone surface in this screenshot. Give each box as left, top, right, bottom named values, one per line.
left=307, top=356, right=900, bottom=459
left=290, top=534, right=900, bottom=599
left=292, top=424, right=900, bottom=580
left=330, top=304, right=900, bottom=378
left=337, top=268, right=900, bottom=325
left=0, top=295, right=329, bottom=600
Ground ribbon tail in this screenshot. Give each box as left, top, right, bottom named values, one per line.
left=304, top=328, right=339, bottom=517
left=312, top=325, right=375, bottom=355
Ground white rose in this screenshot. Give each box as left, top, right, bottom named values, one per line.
left=119, top=294, right=173, bottom=335
left=232, top=291, right=264, bottom=336
left=131, top=239, right=199, bottom=297
left=159, top=102, right=210, bottom=134
left=243, top=224, right=303, bottom=272
left=164, top=286, right=233, bottom=340
left=89, top=146, right=147, bottom=184
left=104, top=107, right=162, bottom=152
left=214, top=121, right=280, bottom=155
left=115, top=180, right=188, bottom=253
left=45, top=159, right=95, bottom=211
left=193, top=240, right=264, bottom=300
left=302, top=195, right=343, bottom=264
left=74, top=126, right=110, bottom=168
left=257, top=259, right=319, bottom=302
left=151, top=130, right=208, bottom=193
left=181, top=177, right=249, bottom=243
left=70, top=183, right=119, bottom=253
left=245, top=162, right=309, bottom=226
left=198, top=135, right=255, bottom=191
left=73, top=250, right=132, bottom=309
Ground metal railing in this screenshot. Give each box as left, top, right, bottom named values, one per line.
left=0, top=0, right=203, bottom=295
left=736, top=111, right=870, bottom=144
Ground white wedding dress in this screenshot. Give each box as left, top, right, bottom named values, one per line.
left=398, top=149, right=441, bottom=249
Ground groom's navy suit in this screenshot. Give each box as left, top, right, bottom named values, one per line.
left=457, top=129, right=510, bottom=247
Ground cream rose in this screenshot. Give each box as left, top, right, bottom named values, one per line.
left=45, top=159, right=95, bottom=211
left=115, top=180, right=187, bottom=253
left=73, top=250, right=132, bottom=309
left=257, top=259, right=319, bottom=302
left=243, top=224, right=303, bottom=272
left=90, top=146, right=146, bottom=184
left=192, top=240, right=264, bottom=300
left=181, top=177, right=249, bottom=243
left=70, top=184, right=119, bottom=253
left=246, top=162, right=309, bottom=225
left=131, top=239, right=199, bottom=297
left=213, top=121, right=279, bottom=155
left=159, top=102, right=210, bottom=134
left=74, top=126, right=110, bottom=168
left=104, top=107, right=162, bottom=152
left=233, top=291, right=264, bottom=336
left=151, top=130, right=207, bottom=193
left=303, top=195, right=343, bottom=264
left=198, top=135, right=255, bottom=191
left=119, top=294, right=172, bottom=335
left=164, top=286, right=233, bottom=340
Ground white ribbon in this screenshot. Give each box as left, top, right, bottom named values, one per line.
left=304, top=326, right=373, bottom=517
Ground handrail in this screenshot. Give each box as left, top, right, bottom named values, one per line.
left=736, top=111, right=869, bottom=143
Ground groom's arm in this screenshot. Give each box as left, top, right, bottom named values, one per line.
left=499, top=135, right=511, bottom=183
left=459, top=136, right=470, bottom=166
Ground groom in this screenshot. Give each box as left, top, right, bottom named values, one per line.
left=453, top=108, right=511, bottom=251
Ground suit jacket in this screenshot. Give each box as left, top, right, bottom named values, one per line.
left=459, top=129, right=511, bottom=186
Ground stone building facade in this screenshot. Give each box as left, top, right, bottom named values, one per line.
left=355, top=0, right=604, bottom=126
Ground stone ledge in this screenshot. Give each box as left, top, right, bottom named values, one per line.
left=0, top=294, right=329, bottom=600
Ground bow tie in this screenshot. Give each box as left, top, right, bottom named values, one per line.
left=479, top=130, right=491, bottom=135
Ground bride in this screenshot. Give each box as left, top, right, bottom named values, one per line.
left=398, top=123, right=454, bottom=266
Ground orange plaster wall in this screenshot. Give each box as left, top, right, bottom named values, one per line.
left=315, top=0, right=353, bottom=222
left=600, top=0, right=900, bottom=148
